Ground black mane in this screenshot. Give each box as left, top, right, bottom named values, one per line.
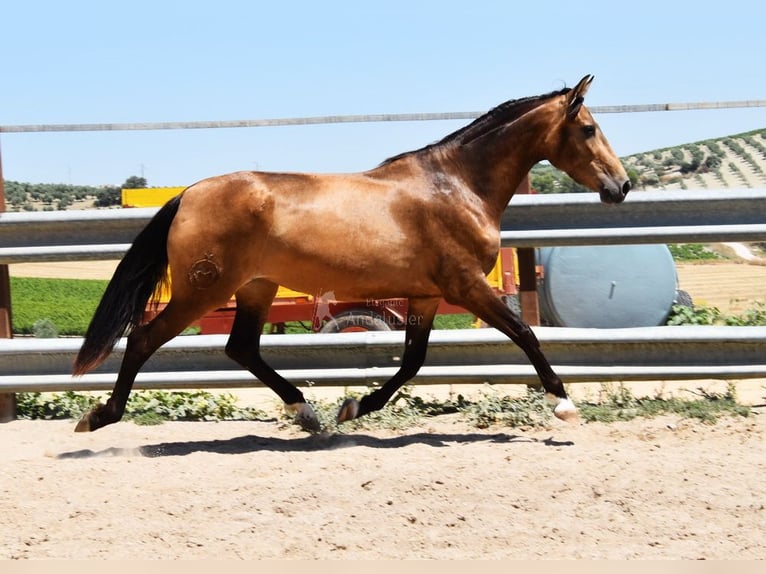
left=380, top=86, right=571, bottom=166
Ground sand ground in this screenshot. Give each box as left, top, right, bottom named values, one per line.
left=1, top=409, right=764, bottom=560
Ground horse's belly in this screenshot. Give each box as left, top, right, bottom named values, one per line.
left=259, top=247, right=438, bottom=301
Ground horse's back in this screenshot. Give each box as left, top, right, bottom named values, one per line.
left=163, top=169, right=425, bottom=297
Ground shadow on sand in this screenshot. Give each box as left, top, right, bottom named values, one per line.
left=56, top=430, right=574, bottom=459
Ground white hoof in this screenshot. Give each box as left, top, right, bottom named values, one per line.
left=553, top=398, right=580, bottom=424
left=287, top=402, right=321, bottom=433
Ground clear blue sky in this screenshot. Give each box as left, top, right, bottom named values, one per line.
left=1, top=0, right=764, bottom=187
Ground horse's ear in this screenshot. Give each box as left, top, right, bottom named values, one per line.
left=567, top=74, right=594, bottom=119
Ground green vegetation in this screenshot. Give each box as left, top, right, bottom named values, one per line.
left=32, top=318, right=59, bottom=338
left=577, top=382, right=751, bottom=424
left=2, top=180, right=122, bottom=211
left=724, top=302, right=766, bottom=326
left=456, top=386, right=553, bottom=429
left=667, top=301, right=766, bottom=326
left=15, top=383, right=753, bottom=430
left=667, top=243, right=723, bottom=261
left=530, top=164, right=591, bottom=194
left=10, top=276, right=107, bottom=335
left=2, top=175, right=145, bottom=211
left=434, top=313, right=475, bottom=330
left=728, top=161, right=750, bottom=187
left=16, top=390, right=270, bottom=426
left=744, top=135, right=766, bottom=160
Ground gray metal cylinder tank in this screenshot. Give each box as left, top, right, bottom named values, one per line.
left=536, top=244, right=678, bottom=328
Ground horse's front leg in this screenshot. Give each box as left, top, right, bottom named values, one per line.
left=451, top=278, right=579, bottom=423
left=337, top=297, right=440, bottom=423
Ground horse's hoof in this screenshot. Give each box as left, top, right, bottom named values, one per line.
left=288, top=402, right=321, bottom=433
left=553, top=398, right=580, bottom=424
left=337, top=398, right=359, bottom=424
left=74, top=416, right=91, bottom=433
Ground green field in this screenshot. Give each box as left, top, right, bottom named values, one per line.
left=10, top=277, right=108, bottom=336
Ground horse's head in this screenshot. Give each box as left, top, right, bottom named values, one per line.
left=545, top=75, right=630, bottom=204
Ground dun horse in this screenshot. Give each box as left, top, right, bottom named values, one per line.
left=73, top=75, right=630, bottom=432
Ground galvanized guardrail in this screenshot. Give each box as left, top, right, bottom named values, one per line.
left=2, top=189, right=766, bottom=262
left=1, top=326, right=766, bottom=392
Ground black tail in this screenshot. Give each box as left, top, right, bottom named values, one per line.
left=73, top=194, right=183, bottom=375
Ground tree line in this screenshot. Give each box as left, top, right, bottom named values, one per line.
left=1, top=176, right=146, bottom=211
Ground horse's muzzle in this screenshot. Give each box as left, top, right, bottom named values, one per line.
left=600, top=178, right=631, bottom=204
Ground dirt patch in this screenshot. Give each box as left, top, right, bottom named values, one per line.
left=675, top=261, right=766, bottom=315
left=9, top=261, right=119, bottom=281
left=1, top=412, right=764, bottom=560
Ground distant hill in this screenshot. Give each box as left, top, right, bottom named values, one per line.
left=622, top=128, right=766, bottom=190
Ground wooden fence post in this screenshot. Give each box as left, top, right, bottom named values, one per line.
left=0, top=137, right=17, bottom=423
left=515, top=174, right=540, bottom=326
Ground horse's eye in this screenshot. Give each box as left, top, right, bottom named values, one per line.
left=582, top=125, right=596, bottom=138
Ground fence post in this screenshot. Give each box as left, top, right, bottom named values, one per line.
left=515, top=174, right=540, bottom=326
left=0, top=137, right=16, bottom=422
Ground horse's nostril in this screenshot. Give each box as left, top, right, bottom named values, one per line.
left=622, top=179, right=631, bottom=195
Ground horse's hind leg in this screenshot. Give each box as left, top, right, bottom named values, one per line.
left=337, top=297, right=440, bottom=423
left=453, top=279, right=578, bottom=423
left=75, top=300, right=205, bottom=432
left=225, top=280, right=320, bottom=432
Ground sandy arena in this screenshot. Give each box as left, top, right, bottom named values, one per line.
left=1, top=399, right=765, bottom=560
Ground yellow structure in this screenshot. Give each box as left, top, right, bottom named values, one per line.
left=121, top=187, right=186, bottom=208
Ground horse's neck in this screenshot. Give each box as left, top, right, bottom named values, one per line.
left=450, top=108, right=554, bottom=219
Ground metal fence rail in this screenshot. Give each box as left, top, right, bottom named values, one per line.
left=2, top=326, right=766, bottom=393
left=2, top=99, right=765, bottom=134
left=3, top=189, right=766, bottom=262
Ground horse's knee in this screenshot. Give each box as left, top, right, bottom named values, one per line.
left=224, top=340, right=243, bottom=364
left=225, top=335, right=255, bottom=368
